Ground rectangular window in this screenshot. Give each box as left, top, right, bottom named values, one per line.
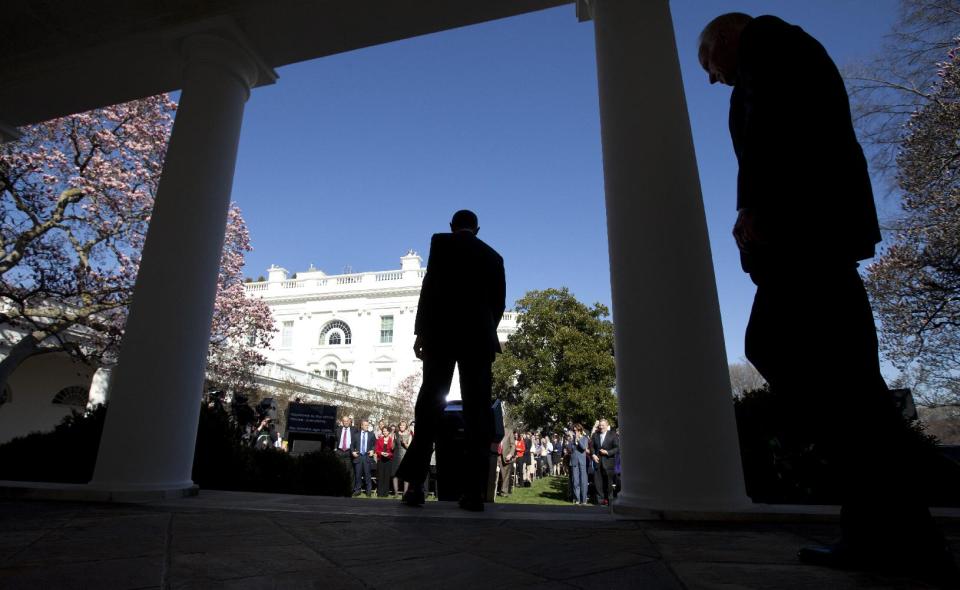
left=377, top=368, right=392, bottom=390
left=341, top=369, right=349, bottom=383
left=281, top=321, right=294, bottom=348
left=380, top=315, right=394, bottom=344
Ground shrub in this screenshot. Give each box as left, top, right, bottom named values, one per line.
left=0, top=402, right=352, bottom=497
left=735, top=386, right=960, bottom=506
left=0, top=404, right=107, bottom=483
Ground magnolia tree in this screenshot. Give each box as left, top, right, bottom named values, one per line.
left=0, top=95, right=274, bottom=394
left=864, top=42, right=960, bottom=407
left=393, top=370, right=421, bottom=420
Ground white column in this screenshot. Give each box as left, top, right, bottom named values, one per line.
left=91, top=34, right=274, bottom=493
left=589, top=0, right=750, bottom=511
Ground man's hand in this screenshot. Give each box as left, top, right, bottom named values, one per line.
left=351, top=451, right=358, bottom=458
left=600, top=449, right=608, bottom=456
left=733, top=208, right=764, bottom=253
left=368, top=450, right=375, bottom=457
left=592, top=454, right=600, bottom=463
left=413, top=335, right=425, bottom=360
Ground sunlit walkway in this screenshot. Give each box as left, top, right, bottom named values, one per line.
left=1, top=492, right=956, bottom=589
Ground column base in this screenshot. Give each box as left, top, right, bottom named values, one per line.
left=611, top=491, right=848, bottom=523
left=0, top=480, right=199, bottom=503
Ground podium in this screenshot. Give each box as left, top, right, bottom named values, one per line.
left=434, top=399, right=505, bottom=502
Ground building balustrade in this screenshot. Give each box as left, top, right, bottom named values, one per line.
left=246, top=267, right=428, bottom=295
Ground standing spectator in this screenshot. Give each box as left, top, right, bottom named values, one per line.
left=523, top=432, right=534, bottom=485
left=335, top=416, right=354, bottom=473
left=353, top=419, right=375, bottom=496
left=393, top=420, right=412, bottom=496
left=376, top=426, right=394, bottom=497
left=497, top=427, right=516, bottom=497
left=514, top=432, right=526, bottom=487
left=551, top=434, right=562, bottom=476
left=591, top=418, right=619, bottom=506
left=530, top=436, right=541, bottom=482
left=570, top=424, right=589, bottom=505
left=541, top=435, right=553, bottom=478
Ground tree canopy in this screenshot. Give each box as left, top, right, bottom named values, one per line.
left=0, top=95, right=274, bottom=394
left=492, top=288, right=617, bottom=431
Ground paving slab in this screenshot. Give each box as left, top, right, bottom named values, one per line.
left=0, top=554, right=164, bottom=589
left=0, top=492, right=956, bottom=590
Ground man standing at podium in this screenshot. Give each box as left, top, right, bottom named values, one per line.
left=396, top=210, right=506, bottom=511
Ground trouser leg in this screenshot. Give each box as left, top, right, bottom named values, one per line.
left=396, top=356, right=456, bottom=485
left=363, top=458, right=373, bottom=493
left=458, top=354, right=495, bottom=498
left=353, top=461, right=361, bottom=492
left=746, top=266, right=941, bottom=551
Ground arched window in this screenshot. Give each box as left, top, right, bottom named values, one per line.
left=52, top=385, right=88, bottom=407
left=320, top=320, right=352, bottom=345
left=324, top=362, right=338, bottom=380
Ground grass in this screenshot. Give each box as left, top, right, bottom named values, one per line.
left=496, top=475, right=571, bottom=506
left=350, top=475, right=572, bottom=506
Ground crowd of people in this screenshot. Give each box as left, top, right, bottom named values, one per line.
left=496, top=417, right=621, bottom=505
left=329, top=412, right=622, bottom=504
left=333, top=415, right=430, bottom=498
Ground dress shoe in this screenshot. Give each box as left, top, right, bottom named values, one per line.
left=800, top=541, right=960, bottom=585
left=401, top=489, right=425, bottom=507
left=351, top=490, right=361, bottom=497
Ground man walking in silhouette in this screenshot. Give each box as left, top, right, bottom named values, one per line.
left=699, top=12, right=954, bottom=579
left=396, top=210, right=506, bottom=511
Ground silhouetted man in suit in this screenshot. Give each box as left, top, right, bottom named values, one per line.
left=352, top=419, right=375, bottom=496
left=699, top=13, right=952, bottom=578
left=590, top=419, right=618, bottom=506
left=396, top=209, right=506, bottom=511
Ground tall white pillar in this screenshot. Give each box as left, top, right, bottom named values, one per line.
left=588, top=0, right=749, bottom=511
left=91, top=34, right=275, bottom=493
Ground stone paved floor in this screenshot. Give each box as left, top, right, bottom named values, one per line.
left=0, top=491, right=957, bottom=589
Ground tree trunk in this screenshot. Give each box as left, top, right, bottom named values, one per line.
left=0, top=333, right=41, bottom=394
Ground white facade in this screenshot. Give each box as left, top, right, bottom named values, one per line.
left=244, top=251, right=518, bottom=396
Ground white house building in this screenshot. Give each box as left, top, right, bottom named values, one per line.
left=244, top=251, right=519, bottom=396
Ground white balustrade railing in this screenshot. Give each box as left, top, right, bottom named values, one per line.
left=244, top=267, right=434, bottom=294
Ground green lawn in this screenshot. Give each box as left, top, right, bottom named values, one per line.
left=351, top=475, right=572, bottom=506
left=495, top=475, right=571, bottom=506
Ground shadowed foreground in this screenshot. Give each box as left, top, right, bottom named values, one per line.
left=0, top=491, right=957, bottom=589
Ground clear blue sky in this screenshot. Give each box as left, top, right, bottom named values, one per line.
left=230, top=0, right=901, bottom=365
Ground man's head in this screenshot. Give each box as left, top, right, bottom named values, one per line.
left=598, top=418, right=609, bottom=433
left=360, top=419, right=369, bottom=430
left=698, top=13, right=753, bottom=86
left=340, top=416, right=351, bottom=427
left=450, top=209, right=479, bottom=235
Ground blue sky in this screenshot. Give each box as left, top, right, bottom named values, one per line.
left=230, top=0, right=901, bottom=365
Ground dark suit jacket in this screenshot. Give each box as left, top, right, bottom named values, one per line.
left=591, top=430, right=619, bottom=472
left=334, top=426, right=355, bottom=454
left=351, top=429, right=375, bottom=464
left=730, top=15, right=880, bottom=273
left=415, top=231, right=506, bottom=356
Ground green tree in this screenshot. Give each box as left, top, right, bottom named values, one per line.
left=493, top=288, right=617, bottom=431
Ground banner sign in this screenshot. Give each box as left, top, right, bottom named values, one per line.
left=286, top=402, right=337, bottom=436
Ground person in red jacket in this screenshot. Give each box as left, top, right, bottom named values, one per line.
left=375, top=427, right=394, bottom=497
left=514, top=432, right=526, bottom=487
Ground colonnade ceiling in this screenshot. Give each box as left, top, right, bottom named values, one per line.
left=1, top=0, right=571, bottom=129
